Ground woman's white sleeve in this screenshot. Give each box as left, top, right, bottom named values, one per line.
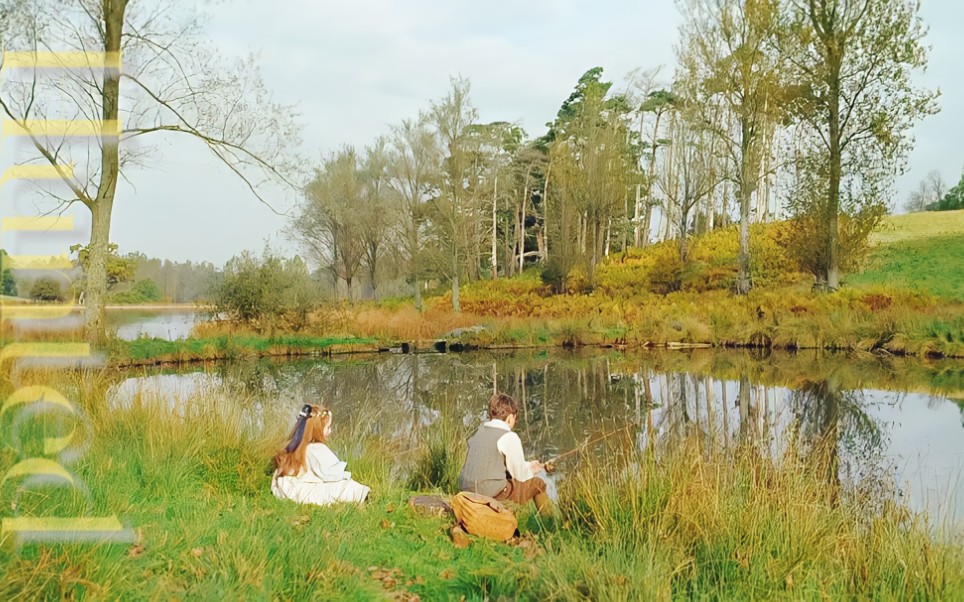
left=307, top=445, right=350, bottom=482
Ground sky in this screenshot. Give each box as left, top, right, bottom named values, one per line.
left=1, top=0, right=962, bottom=266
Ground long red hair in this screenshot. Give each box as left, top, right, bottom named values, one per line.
left=274, top=404, right=331, bottom=476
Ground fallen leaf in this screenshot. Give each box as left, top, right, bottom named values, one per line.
left=449, top=525, right=470, bottom=549
left=127, top=528, right=145, bottom=557
left=191, top=547, right=204, bottom=558
left=439, top=569, right=455, bottom=580
left=386, top=503, right=396, bottom=513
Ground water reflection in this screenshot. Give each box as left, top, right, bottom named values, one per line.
left=111, top=310, right=201, bottom=341
left=104, top=349, right=964, bottom=527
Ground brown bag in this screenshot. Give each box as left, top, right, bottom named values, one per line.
left=451, top=491, right=517, bottom=542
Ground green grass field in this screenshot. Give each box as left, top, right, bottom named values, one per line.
left=847, top=210, right=964, bottom=301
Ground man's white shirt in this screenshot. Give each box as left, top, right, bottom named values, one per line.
left=484, top=418, right=534, bottom=481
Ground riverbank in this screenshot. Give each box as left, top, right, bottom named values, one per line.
left=111, top=334, right=377, bottom=367
left=5, top=213, right=963, bottom=362
left=160, top=212, right=963, bottom=362
left=22, top=282, right=960, bottom=367
left=1, top=375, right=960, bottom=600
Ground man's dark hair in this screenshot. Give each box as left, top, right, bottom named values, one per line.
left=488, top=393, right=519, bottom=421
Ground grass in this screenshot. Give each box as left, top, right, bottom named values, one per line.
left=869, top=210, right=964, bottom=245
left=110, top=334, right=377, bottom=365
left=847, top=233, right=964, bottom=301
left=1, top=367, right=961, bottom=600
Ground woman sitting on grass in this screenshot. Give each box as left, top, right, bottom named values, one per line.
left=271, top=404, right=370, bottom=506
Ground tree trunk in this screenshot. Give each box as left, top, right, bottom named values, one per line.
left=85, top=198, right=113, bottom=345
left=491, top=176, right=498, bottom=279
left=736, top=112, right=754, bottom=295
left=451, top=271, right=460, bottom=313
left=451, top=248, right=461, bottom=312
left=518, top=188, right=527, bottom=273
left=641, top=192, right=653, bottom=247
left=736, top=202, right=751, bottom=294
left=411, top=226, right=423, bottom=310
left=633, top=183, right=642, bottom=246
left=826, top=51, right=842, bottom=291
left=413, top=275, right=422, bottom=312
left=84, top=0, right=127, bottom=346
left=641, top=109, right=665, bottom=247
left=542, top=161, right=551, bottom=260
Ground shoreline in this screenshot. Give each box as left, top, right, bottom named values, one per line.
left=108, top=333, right=964, bottom=369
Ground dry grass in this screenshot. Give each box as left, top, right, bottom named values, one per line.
left=350, top=305, right=480, bottom=341
left=871, top=209, right=964, bottom=245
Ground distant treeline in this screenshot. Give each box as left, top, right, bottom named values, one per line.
left=905, top=170, right=964, bottom=213
left=0, top=247, right=223, bottom=304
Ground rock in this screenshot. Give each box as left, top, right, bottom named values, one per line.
left=442, top=325, right=485, bottom=338
left=409, top=495, right=453, bottom=517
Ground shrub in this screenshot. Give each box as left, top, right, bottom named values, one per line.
left=29, top=276, right=64, bottom=301
left=212, top=249, right=323, bottom=331
left=111, top=279, right=163, bottom=304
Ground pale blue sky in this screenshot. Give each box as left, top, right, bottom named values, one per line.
left=2, top=0, right=960, bottom=265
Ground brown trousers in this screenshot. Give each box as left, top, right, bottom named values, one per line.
left=493, top=477, right=547, bottom=507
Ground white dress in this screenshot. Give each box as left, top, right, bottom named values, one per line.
left=271, top=443, right=370, bottom=506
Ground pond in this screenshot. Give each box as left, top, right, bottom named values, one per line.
left=106, top=348, right=964, bottom=530
left=109, top=309, right=203, bottom=341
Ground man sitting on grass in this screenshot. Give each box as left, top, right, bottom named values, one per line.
left=458, top=393, right=550, bottom=515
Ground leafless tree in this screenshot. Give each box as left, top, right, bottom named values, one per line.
left=0, top=0, right=301, bottom=343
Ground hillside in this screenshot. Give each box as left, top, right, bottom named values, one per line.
left=848, top=210, right=964, bottom=301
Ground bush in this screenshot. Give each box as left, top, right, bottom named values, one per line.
left=111, top=279, right=163, bottom=304
left=540, top=260, right=566, bottom=294
left=29, top=276, right=64, bottom=301
left=0, top=249, right=16, bottom=296
left=212, top=249, right=323, bottom=331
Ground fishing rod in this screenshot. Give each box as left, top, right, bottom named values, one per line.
left=541, top=422, right=637, bottom=472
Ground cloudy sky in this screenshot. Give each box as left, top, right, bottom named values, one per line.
left=3, top=0, right=962, bottom=265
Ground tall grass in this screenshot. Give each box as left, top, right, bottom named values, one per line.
left=1, top=369, right=961, bottom=600
left=549, top=437, right=963, bottom=600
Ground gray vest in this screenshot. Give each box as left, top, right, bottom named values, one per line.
left=458, top=424, right=509, bottom=497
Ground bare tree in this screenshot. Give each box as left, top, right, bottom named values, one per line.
left=359, top=138, right=396, bottom=299
left=294, top=148, right=365, bottom=300
left=387, top=116, right=439, bottom=311
left=636, top=88, right=678, bottom=247
left=428, top=77, right=480, bottom=312
left=657, top=107, right=722, bottom=269
left=0, top=0, right=300, bottom=344
left=904, top=171, right=947, bottom=213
